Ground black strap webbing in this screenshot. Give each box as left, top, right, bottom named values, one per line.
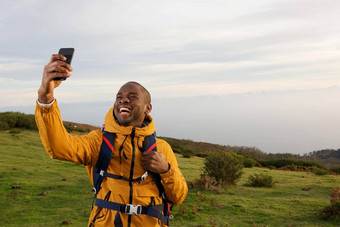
left=93, top=132, right=115, bottom=194
left=102, top=171, right=148, bottom=183
left=95, top=199, right=169, bottom=226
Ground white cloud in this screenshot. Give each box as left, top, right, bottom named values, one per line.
left=1, top=0, right=340, bottom=153
left=0, top=61, right=41, bottom=74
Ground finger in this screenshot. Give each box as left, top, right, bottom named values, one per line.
left=143, top=162, right=155, bottom=171
left=46, top=62, right=72, bottom=74
left=54, top=64, right=72, bottom=74
left=52, top=60, right=73, bottom=71
left=143, top=151, right=156, bottom=157
left=55, top=71, right=72, bottom=78
left=50, top=71, right=72, bottom=80
left=141, top=152, right=150, bottom=161
left=49, top=54, right=67, bottom=64
left=44, top=65, right=72, bottom=80
left=142, top=154, right=156, bottom=164
left=141, top=156, right=153, bottom=165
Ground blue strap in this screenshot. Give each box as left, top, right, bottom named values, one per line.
left=93, top=132, right=115, bottom=194
left=143, top=132, right=157, bottom=152
left=114, top=211, right=123, bottom=227
left=95, top=199, right=169, bottom=226
left=102, top=171, right=148, bottom=183
left=102, top=172, right=130, bottom=182
left=141, top=133, right=165, bottom=197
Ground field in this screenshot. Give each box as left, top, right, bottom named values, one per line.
left=0, top=129, right=339, bottom=226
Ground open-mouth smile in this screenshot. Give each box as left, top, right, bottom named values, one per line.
left=119, top=107, right=131, bottom=116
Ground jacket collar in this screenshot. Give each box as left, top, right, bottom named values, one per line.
left=103, top=107, right=156, bottom=137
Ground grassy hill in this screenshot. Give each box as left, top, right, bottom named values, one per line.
left=161, top=136, right=340, bottom=169
left=1, top=129, right=340, bottom=226
left=1, top=111, right=339, bottom=168
left=307, top=149, right=340, bottom=169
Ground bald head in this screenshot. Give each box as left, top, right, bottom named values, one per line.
left=124, top=81, right=151, bottom=104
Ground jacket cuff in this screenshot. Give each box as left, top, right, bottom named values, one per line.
left=160, top=164, right=173, bottom=178
left=35, top=99, right=58, bottom=113
left=37, top=98, right=55, bottom=107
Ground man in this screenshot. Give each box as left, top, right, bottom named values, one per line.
left=35, top=54, right=188, bottom=227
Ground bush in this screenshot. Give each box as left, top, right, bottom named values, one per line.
left=318, top=187, right=340, bottom=220
left=63, top=123, right=91, bottom=133
left=0, top=121, right=10, bottom=130
left=258, top=159, right=325, bottom=170
left=203, top=152, right=243, bottom=186
left=243, top=157, right=260, bottom=168
left=181, top=146, right=194, bottom=158
left=0, top=112, right=37, bottom=130
left=247, top=173, right=275, bottom=188
left=196, top=153, right=209, bottom=158
left=188, top=175, right=223, bottom=193
left=315, top=168, right=329, bottom=175
left=330, top=166, right=340, bottom=174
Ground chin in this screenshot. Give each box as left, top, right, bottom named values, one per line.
left=118, top=118, right=131, bottom=127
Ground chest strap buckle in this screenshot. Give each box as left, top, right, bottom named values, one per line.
left=125, top=204, right=142, bottom=215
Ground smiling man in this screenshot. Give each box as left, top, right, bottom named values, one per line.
left=35, top=54, right=188, bottom=227
left=114, top=82, right=152, bottom=128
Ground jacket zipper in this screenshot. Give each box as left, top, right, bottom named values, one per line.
left=128, top=127, right=136, bottom=227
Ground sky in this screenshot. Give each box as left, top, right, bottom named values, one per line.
left=1, top=0, right=339, bottom=154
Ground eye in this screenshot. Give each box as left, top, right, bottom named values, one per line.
left=129, top=95, right=138, bottom=100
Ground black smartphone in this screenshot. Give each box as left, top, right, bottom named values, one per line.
left=54, top=48, right=75, bottom=81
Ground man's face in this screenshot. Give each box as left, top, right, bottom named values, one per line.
left=113, top=83, right=152, bottom=127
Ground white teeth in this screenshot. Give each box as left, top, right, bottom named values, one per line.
left=119, top=107, right=130, bottom=113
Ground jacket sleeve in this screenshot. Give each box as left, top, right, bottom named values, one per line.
left=157, top=139, right=188, bottom=205
left=35, top=99, right=102, bottom=166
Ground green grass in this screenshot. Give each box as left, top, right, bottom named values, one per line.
left=171, top=165, right=340, bottom=227
left=0, top=130, right=93, bottom=226
left=1, top=130, right=340, bottom=226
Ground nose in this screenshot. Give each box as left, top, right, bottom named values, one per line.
left=119, top=96, right=130, bottom=103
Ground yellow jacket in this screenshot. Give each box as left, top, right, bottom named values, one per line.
left=35, top=100, right=188, bottom=227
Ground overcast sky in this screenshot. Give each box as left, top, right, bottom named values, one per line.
left=1, top=0, right=339, bottom=154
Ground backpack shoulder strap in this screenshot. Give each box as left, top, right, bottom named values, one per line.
left=142, top=132, right=157, bottom=152
left=143, top=133, right=174, bottom=219
left=142, top=133, right=165, bottom=197
left=92, top=131, right=115, bottom=194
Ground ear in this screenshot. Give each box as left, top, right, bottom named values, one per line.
left=145, top=104, right=152, bottom=114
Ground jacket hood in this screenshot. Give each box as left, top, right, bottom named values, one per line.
left=103, top=107, right=156, bottom=137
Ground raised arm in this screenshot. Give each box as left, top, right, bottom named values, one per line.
left=35, top=54, right=102, bottom=166
left=38, top=54, right=73, bottom=104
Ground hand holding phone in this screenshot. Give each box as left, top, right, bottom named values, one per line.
left=53, top=48, right=75, bottom=81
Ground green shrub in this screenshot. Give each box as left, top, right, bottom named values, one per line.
left=243, top=157, right=260, bottom=168
left=315, top=168, right=329, bottom=175
left=330, top=166, right=340, bottom=174
left=203, top=152, right=243, bottom=186
left=63, top=123, right=91, bottom=133
left=189, top=175, right=223, bottom=193
left=0, top=112, right=37, bottom=130
left=318, top=187, right=340, bottom=220
left=64, top=123, right=73, bottom=133
left=171, top=146, right=182, bottom=154
left=182, top=146, right=194, bottom=158
left=247, top=173, right=275, bottom=188
left=162, top=139, right=183, bottom=154
left=0, top=121, right=10, bottom=130
left=196, top=153, right=209, bottom=158
left=258, top=159, right=325, bottom=170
